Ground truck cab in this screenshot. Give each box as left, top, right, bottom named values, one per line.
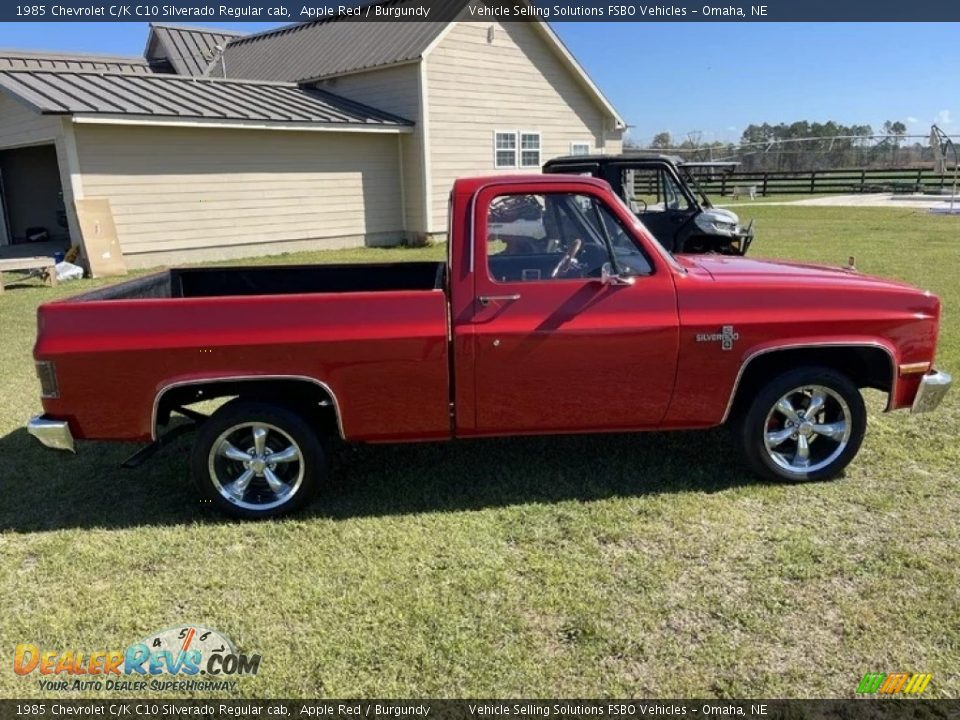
left=543, top=153, right=754, bottom=255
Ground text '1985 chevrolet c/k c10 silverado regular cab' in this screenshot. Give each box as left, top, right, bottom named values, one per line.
left=28, top=175, right=951, bottom=519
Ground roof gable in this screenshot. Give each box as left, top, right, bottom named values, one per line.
left=211, top=0, right=622, bottom=127
left=145, top=23, right=245, bottom=76
left=524, top=21, right=624, bottom=129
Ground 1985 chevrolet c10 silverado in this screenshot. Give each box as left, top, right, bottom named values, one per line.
left=28, top=175, right=951, bottom=519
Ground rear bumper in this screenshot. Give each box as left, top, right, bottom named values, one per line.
left=27, top=415, right=75, bottom=452
left=911, top=370, right=952, bottom=414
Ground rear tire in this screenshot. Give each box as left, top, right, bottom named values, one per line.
left=738, top=366, right=866, bottom=483
left=190, top=399, right=324, bottom=520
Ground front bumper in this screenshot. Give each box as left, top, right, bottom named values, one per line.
left=734, top=220, right=755, bottom=255
left=911, top=370, right=952, bottom=414
left=27, top=415, right=75, bottom=453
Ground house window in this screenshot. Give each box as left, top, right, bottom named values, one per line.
left=520, top=132, right=541, bottom=167
left=570, top=142, right=591, bottom=156
left=495, top=132, right=517, bottom=168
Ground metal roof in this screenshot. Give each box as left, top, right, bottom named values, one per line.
left=145, top=23, right=245, bottom=76
left=0, top=70, right=412, bottom=128
left=0, top=49, right=152, bottom=75
left=213, top=0, right=467, bottom=82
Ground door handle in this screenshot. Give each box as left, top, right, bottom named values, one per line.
left=478, top=293, right=521, bottom=306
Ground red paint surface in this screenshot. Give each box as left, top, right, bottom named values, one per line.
left=36, top=175, right=943, bottom=443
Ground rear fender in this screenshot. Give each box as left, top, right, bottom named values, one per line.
left=151, top=375, right=344, bottom=441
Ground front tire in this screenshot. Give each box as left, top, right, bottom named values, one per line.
left=190, top=399, right=324, bottom=519
left=738, top=367, right=866, bottom=483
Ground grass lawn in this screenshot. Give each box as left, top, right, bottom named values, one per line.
left=1, top=205, right=958, bottom=699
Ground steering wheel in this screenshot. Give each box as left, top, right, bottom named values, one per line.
left=550, top=238, right=583, bottom=278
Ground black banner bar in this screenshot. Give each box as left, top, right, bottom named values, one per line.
left=6, top=0, right=960, bottom=23
left=1, top=700, right=959, bottom=720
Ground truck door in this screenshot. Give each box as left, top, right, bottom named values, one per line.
left=622, top=165, right=697, bottom=252
left=467, top=182, right=680, bottom=435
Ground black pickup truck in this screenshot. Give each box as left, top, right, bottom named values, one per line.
left=544, top=153, right=754, bottom=255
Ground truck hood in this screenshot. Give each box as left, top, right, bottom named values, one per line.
left=676, top=254, right=921, bottom=291
left=702, top=207, right=740, bottom=225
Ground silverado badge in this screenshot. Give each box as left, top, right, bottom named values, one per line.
left=696, top=325, right=740, bottom=351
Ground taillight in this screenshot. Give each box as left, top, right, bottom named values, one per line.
left=35, top=361, right=59, bottom=399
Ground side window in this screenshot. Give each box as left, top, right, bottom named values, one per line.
left=622, top=168, right=692, bottom=212
left=589, top=202, right=654, bottom=277
left=519, top=132, right=541, bottom=167
left=486, top=193, right=652, bottom=283
left=494, top=132, right=517, bottom=168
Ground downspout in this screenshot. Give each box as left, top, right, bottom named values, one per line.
left=419, top=58, right=434, bottom=239
left=57, top=117, right=87, bottom=260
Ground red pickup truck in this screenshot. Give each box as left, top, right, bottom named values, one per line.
left=28, top=175, right=950, bottom=519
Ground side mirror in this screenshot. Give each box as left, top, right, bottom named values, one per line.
left=600, top=262, right=635, bottom=286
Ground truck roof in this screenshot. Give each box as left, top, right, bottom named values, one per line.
left=453, top=173, right=614, bottom=194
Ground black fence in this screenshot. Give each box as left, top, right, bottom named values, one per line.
left=688, top=167, right=958, bottom=197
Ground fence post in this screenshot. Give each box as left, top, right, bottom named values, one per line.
left=762, top=173, right=768, bottom=197
left=810, top=171, right=816, bottom=193
left=860, top=169, right=866, bottom=192
left=721, top=175, right=727, bottom=196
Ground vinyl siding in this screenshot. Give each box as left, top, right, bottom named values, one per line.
left=425, top=21, right=623, bottom=231
left=0, top=91, right=60, bottom=148
left=73, top=124, right=405, bottom=265
left=315, top=64, right=425, bottom=237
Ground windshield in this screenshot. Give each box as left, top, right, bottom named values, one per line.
left=678, top=166, right=713, bottom=207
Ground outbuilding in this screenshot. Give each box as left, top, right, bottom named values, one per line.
left=0, top=4, right=624, bottom=270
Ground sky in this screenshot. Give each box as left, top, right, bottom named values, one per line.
left=0, top=21, right=956, bottom=145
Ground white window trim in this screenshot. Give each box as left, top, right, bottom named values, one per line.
left=519, top=130, right=542, bottom=168
left=494, top=130, right=518, bottom=169
left=570, top=141, right=591, bottom=156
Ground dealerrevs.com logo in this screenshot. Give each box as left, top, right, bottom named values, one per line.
left=14, top=625, right=261, bottom=693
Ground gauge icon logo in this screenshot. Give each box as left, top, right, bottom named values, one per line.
left=126, top=625, right=260, bottom=677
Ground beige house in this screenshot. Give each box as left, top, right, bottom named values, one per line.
left=0, top=4, right=624, bottom=269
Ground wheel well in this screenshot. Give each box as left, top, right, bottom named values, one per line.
left=727, top=346, right=894, bottom=421
left=154, top=378, right=342, bottom=439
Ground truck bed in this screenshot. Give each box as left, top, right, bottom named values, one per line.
left=70, top=262, right=446, bottom=301
left=36, top=262, right=451, bottom=443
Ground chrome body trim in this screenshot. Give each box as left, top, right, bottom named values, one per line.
left=911, top=370, right=952, bottom=414
left=27, top=415, right=75, bottom=453
left=720, top=341, right=898, bottom=424
left=151, top=375, right=346, bottom=441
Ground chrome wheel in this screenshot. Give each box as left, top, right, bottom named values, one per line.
left=762, top=384, right=852, bottom=475
left=207, top=422, right=305, bottom=511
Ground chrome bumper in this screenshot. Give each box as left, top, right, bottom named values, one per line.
left=27, top=415, right=75, bottom=453
left=911, top=370, right=952, bottom=414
